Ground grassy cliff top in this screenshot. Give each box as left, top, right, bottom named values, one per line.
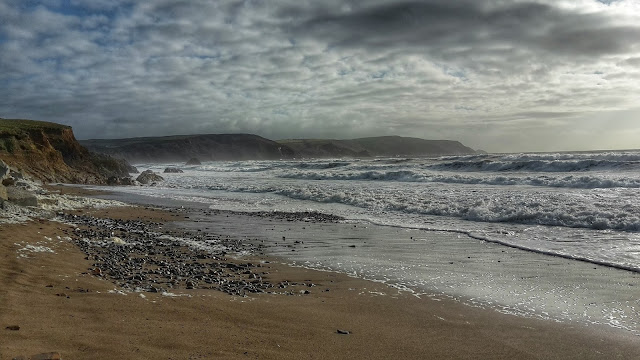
left=0, top=118, right=71, bottom=135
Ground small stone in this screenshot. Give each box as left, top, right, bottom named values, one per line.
left=336, top=329, right=350, bottom=335
left=5, top=325, right=20, bottom=331
left=29, top=352, right=62, bottom=360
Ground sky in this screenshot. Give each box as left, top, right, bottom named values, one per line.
left=1, top=0, right=640, bottom=152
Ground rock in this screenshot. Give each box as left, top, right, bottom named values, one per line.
left=2, top=177, right=15, bottom=186
left=336, top=329, right=350, bottom=335
left=111, top=236, right=126, bottom=245
left=0, top=160, right=9, bottom=180
left=9, top=169, right=25, bottom=180
left=22, top=352, right=62, bottom=360
left=185, top=157, right=202, bottom=165
left=121, top=177, right=137, bottom=185
left=163, top=167, right=184, bottom=173
left=0, top=183, right=7, bottom=202
left=5, top=325, right=20, bottom=331
left=107, top=177, right=121, bottom=185
left=136, top=170, right=164, bottom=185
left=6, top=187, right=38, bottom=207
left=107, top=176, right=138, bottom=186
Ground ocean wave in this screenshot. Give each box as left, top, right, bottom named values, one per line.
left=292, top=161, right=353, bottom=169
left=202, top=184, right=640, bottom=233
left=278, top=170, right=640, bottom=189
left=428, top=159, right=640, bottom=172
left=500, top=151, right=640, bottom=162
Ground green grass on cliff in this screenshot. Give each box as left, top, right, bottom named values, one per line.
left=0, top=118, right=71, bottom=135
left=0, top=118, right=71, bottom=153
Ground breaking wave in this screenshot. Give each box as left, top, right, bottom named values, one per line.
left=278, top=170, right=640, bottom=189
left=428, top=159, right=640, bottom=172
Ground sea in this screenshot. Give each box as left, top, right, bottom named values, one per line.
left=92, top=150, right=640, bottom=335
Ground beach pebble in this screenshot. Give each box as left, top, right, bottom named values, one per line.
left=336, top=329, right=350, bottom=335
left=5, top=325, right=20, bottom=331
left=13, top=352, right=62, bottom=360
left=110, top=236, right=126, bottom=245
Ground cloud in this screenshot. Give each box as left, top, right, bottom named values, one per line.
left=1, top=0, right=640, bottom=152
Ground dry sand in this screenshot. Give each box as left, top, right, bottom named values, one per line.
left=1, top=203, right=639, bottom=359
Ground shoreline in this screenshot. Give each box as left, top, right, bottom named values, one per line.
left=2, top=188, right=640, bottom=358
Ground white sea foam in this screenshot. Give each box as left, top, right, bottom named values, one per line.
left=36, top=192, right=129, bottom=211
left=17, top=244, right=55, bottom=254
left=157, top=234, right=226, bottom=252
left=277, top=169, right=640, bottom=189
left=1, top=182, right=128, bottom=225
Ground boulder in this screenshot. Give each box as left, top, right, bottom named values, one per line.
left=0, top=184, right=7, bottom=205
left=9, top=169, right=26, bottom=180
left=0, top=160, right=9, bottom=180
left=2, top=177, right=15, bottom=186
left=136, top=170, right=164, bottom=184
left=120, top=177, right=137, bottom=186
left=106, top=177, right=120, bottom=185
left=107, top=176, right=137, bottom=186
left=163, top=167, right=184, bottom=173
left=185, top=157, right=202, bottom=165
left=6, top=187, right=38, bottom=207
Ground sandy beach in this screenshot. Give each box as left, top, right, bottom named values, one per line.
left=1, top=188, right=639, bottom=359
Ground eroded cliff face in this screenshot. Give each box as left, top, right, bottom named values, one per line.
left=0, top=119, right=132, bottom=184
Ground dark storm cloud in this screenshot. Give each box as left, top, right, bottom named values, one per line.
left=296, top=1, right=640, bottom=57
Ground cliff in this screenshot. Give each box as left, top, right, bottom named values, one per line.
left=80, top=134, right=296, bottom=164
left=82, top=134, right=476, bottom=163
left=278, top=136, right=476, bottom=158
left=0, top=118, right=134, bottom=184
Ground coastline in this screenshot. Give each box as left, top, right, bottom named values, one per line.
left=2, top=188, right=640, bottom=359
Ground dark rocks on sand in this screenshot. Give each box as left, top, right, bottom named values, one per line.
left=185, top=157, right=202, bottom=165
left=58, top=211, right=274, bottom=297
left=107, top=176, right=137, bottom=186
left=163, top=167, right=184, bottom=173
left=5, top=325, right=20, bottom=331
left=136, top=170, right=164, bottom=184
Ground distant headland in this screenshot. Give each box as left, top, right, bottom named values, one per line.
left=0, top=117, right=478, bottom=184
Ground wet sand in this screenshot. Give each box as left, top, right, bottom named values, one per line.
left=2, top=202, right=640, bottom=359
